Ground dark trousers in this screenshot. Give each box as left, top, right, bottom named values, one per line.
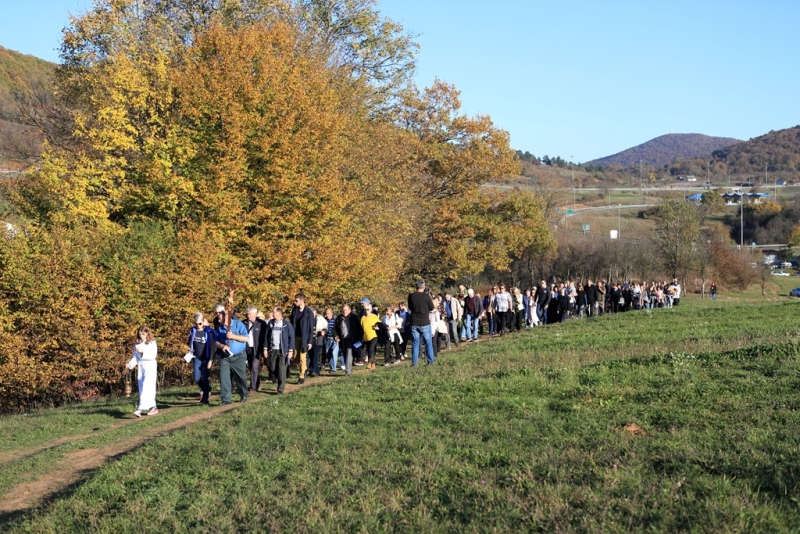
left=246, top=347, right=261, bottom=392
left=515, top=310, right=524, bottom=331
left=267, top=349, right=288, bottom=393
left=384, top=336, right=402, bottom=364
left=364, top=338, right=378, bottom=363
left=309, top=343, right=322, bottom=375
left=495, top=311, right=508, bottom=334
left=219, top=350, right=248, bottom=403
left=193, top=357, right=211, bottom=403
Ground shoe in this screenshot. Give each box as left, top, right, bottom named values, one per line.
left=241, top=397, right=248, bottom=403
left=384, top=362, right=391, bottom=367
left=354, top=362, right=364, bottom=367
left=460, top=338, right=466, bottom=342
left=298, top=378, right=305, bottom=385
left=221, top=401, right=232, bottom=405
left=400, top=355, right=406, bottom=361
left=147, top=408, right=159, bottom=416
left=277, top=391, right=284, bottom=395
left=249, top=389, right=255, bottom=395
left=133, top=410, right=142, bottom=418
left=393, top=360, right=402, bottom=365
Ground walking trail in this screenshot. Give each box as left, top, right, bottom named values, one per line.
left=0, top=339, right=486, bottom=517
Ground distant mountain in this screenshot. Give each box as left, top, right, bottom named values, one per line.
left=586, top=133, right=742, bottom=169
left=0, top=46, right=56, bottom=166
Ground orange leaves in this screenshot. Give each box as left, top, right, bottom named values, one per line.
left=431, top=190, right=555, bottom=279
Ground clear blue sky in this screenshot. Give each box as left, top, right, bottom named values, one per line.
left=2, top=0, right=799, bottom=162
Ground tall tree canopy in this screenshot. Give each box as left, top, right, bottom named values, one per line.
left=0, top=0, right=553, bottom=409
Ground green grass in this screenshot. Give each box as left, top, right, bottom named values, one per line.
left=4, top=300, right=800, bottom=532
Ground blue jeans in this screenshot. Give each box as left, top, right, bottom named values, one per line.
left=463, top=315, right=479, bottom=340
left=193, top=357, right=211, bottom=399
left=325, top=337, right=342, bottom=371
left=411, top=324, right=435, bottom=366
left=711, top=293, right=716, bottom=300
left=537, top=304, right=547, bottom=325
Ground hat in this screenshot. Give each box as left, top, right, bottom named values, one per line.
left=360, top=298, right=371, bottom=305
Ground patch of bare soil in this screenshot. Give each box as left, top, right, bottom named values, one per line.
left=0, top=376, right=338, bottom=515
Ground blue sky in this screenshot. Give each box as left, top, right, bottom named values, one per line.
left=2, top=0, right=799, bottom=162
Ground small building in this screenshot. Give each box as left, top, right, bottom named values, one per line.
left=776, top=179, right=787, bottom=186
left=686, top=193, right=703, bottom=203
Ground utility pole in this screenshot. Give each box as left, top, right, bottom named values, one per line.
left=740, top=196, right=744, bottom=248
left=639, top=159, right=643, bottom=190
left=571, top=156, right=575, bottom=208
left=618, top=204, right=621, bottom=239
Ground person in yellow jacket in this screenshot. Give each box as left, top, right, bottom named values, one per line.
left=360, top=298, right=381, bottom=370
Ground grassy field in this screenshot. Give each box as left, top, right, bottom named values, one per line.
left=3, top=295, right=800, bottom=532
left=567, top=207, right=655, bottom=239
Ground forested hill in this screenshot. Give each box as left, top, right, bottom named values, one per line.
left=0, top=46, right=55, bottom=166
left=709, top=126, right=800, bottom=173
left=586, top=133, right=741, bottom=168
left=0, top=46, right=54, bottom=118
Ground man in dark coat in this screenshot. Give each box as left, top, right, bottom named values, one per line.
left=584, top=280, right=598, bottom=317
left=289, top=293, right=315, bottom=384
left=535, top=280, right=551, bottom=325
left=242, top=305, right=268, bottom=393
left=265, top=307, right=295, bottom=394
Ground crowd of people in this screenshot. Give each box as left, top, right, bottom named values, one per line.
left=126, top=277, right=686, bottom=414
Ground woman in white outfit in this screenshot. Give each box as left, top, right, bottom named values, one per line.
left=128, top=325, right=158, bottom=417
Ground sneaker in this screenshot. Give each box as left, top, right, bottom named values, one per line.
left=354, top=362, right=365, bottom=367
left=240, top=397, right=248, bottom=403
left=393, top=360, right=402, bottom=365
left=220, top=401, right=232, bottom=405
left=384, top=362, right=391, bottom=367
left=298, top=378, right=305, bottom=385
left=133, top=410, right=142, bottom=418
left=147, top=408, right=159, bottom=416
left=400, top=355, right=406, bottom=361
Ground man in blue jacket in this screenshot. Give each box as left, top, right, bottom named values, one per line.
left=265, top=307, right=295, bottom=395
left=289, top=293, right=315, bottom=384
left=213, top=303, right=250, bottom=404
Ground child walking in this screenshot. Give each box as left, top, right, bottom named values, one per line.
left=128, top=325, right=159, bottom=417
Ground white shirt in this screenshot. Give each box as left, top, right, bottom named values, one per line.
left=134, top=341, right=158, bottom=361
left=382, top=313, right=404, bottom=343
left=494, top=291, right=512, bottom=312
left=271, top=319, right=284, bottom=350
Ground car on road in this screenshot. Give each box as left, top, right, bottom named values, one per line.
left=772, top=270, right=791, bottom=276
left=790, top=288, right=800, bottom=297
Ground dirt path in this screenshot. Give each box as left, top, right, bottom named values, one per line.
left=0, top=376, right=337, bottom=515
left=0, top=339, right=489, bottom=516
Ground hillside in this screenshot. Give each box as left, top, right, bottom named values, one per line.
left=586, top=133, right=741, bottom=168
left=711, top=125, right=800, bottom=174
left=0, top=46, right=56, bottom=166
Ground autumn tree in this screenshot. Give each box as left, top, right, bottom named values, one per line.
left=651, top=199, right=701, bottom=283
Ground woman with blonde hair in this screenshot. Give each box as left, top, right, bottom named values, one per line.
left=127, top=325, right=159, bottom=417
